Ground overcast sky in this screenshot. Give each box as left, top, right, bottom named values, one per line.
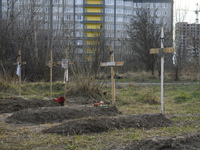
left=174, top=0, right=200, bottom=23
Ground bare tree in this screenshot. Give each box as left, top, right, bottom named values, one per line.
left=127, top=8, right=161, bottom=75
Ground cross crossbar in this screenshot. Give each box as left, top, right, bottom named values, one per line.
left=150, top=47, right=174, bottom=54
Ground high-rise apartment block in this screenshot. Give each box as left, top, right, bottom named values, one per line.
left=175, top=22, right=200, bottom=62
left=1, top=0, right=173, bottom=58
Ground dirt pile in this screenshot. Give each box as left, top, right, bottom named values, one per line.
left=124, top=131, right=200, bottom=150
left=0, top=97, right=60, bottom=114
left=43, top=114, right=172, bottom=135
left=6, top=106, right=121, bottom=125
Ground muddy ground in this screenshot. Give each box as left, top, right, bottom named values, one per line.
left=1, top=97, right=200, bottom=149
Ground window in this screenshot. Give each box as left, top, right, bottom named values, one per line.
left=163, top=3, right=168, bottom=8
left=76, top=0, right=83, bottom=4
left=105, top=8, right=114, bottom=13
left=156, top=3, right=161, bottom=8
left=117, top=17, right=123, bottom=22
left=116, top=9, right=123, bottom=14
left=162, top=11, right=167, bottom=16
left=117, top=0, right=123, bottom=5
left=85, top=25, right=87, bottom=29
left=135, top=3, right=141, bottom=8
left=76, top=15, right=82, bottom=20
left=66, top=15, right=71, bottom=20
left=156, top=18, right=160, bottom=24
left=124, top=9, right=131, bottom=14
left=116, top=24, right=122, bottom=30
left=54, top=0, right=58, bottom=4
left=85, top=9, right=87, bottom=12
left=76, top=7, right=83, bottom=13
left=124, top=2, right=132, bottom=6
left=85, top=1, right=87, bottom=4
left=106, top=0, right=114, bottom=5
left=156, top=11, right=161, bottom=16
left=85, top=17, right=87, bottom=20
left=124, top=17, right=130, bottom=22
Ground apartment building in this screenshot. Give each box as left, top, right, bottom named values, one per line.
left=0, top=0, right=173, bottom=60
left=175, top=22, right=200, bottom=62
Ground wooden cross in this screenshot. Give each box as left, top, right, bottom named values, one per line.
left=100, top=45, right=124, bottom=106
left=13, top=50, right=26, bottom=97
left=150, top=27, right=174, bottom=115
left=57, top=48, right=74, bottom=99
left=45, top=49, right=57, bottom=100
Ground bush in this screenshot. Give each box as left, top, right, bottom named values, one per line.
left=174, top=92, right=190, bottom=103
left=137, top=90, right=159, bottom=105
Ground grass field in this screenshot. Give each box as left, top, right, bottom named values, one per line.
left=0, top=78, right=200, bottom=149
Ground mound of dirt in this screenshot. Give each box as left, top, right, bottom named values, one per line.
left=43, top=114, right=173, bottom=135
left=125, top=131, right=200, bottom=150
left=6, top=106, right=121, bottom=125
left=0, top=97, right=60, bottom=114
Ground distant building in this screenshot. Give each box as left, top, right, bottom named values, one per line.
left=0, top=0, right=173, bottom=61
left=175, top=22, right=200, bottom=63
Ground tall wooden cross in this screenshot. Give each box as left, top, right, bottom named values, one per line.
left=13, top=50, right=26, bottom=97
left=150, top=27, right=174, bottom=115
left=100, top=45, right=124, bottom=106
left=45, top=49, right=57, bottom=100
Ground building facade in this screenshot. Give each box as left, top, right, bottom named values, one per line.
left=175, top=22, right=200, bottom=63
left=0, top=0, right=173, bottom=60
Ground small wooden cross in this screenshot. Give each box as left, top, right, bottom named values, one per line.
left=57, top=48, right=74, bottom=99
left=45, top=49, right=57, bottom=100
left=150, top=27, right=174, bottom=115
left=13, top=50, right=26, bottom=97
left=100, top=45, right=124, bottom=106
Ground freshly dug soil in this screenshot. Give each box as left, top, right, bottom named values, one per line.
left=6, top=105, right=121, bottom=125
left=124, top=131, right=200, bottom=150
left=0, top=97, right=60, bottom=114
left=43, top=114, right=173, bottom=135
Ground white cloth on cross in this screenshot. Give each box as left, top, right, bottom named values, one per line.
left=63, top=69, right=68, bottom=84
left=16, top=62, right=20, bottom=76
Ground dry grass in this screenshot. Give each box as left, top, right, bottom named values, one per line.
left=1, top=82, right=200, bottom=149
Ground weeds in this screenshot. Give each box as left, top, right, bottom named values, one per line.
left=1, top=75, right=200, bottom=149
left=137, top=90, right=160, bottom=105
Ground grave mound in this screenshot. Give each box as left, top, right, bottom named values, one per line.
left=43, top=113, right=173, bottom=135
left=6, top=106, right=121, bottom=125
left=124, top=131, right=200, bottom=150
left=0, top=97, right=60, bottom=114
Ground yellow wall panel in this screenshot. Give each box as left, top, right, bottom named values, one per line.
left=85, top=23, right=103, bottom=29
left=85, top=7, right=103, bottom=13
left=86, top=0, right=103, bottom=4
left=85, top=32, right=100, bottom=37
left=85, top=15, right=103, bottom=21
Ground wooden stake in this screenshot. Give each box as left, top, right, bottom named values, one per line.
left=110, top=45, right=115, bottom=105
left=100, top=45, right=124, bottom=106
left=13, top=50, right=26, bottom=97
left=46, top=49, right=57, bottom=100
